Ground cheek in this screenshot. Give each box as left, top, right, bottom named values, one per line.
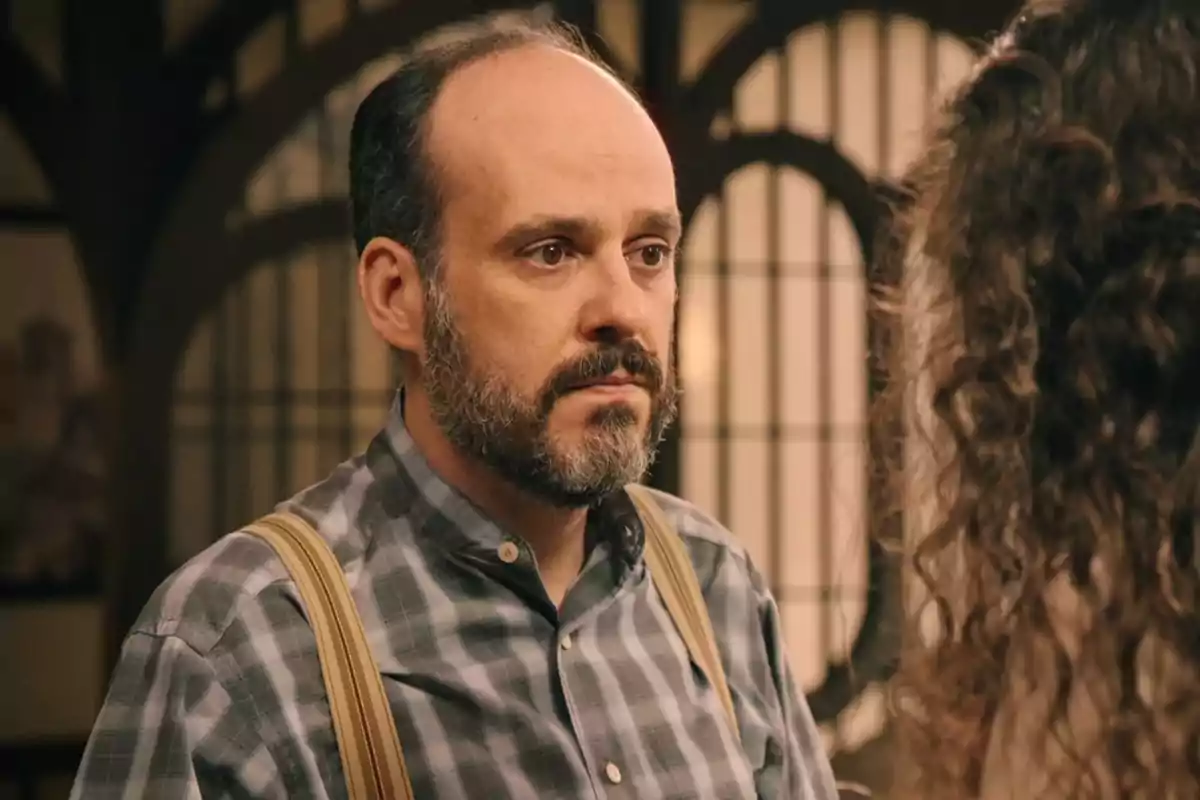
left=650, top=291, right=677, bottom=353
left=456, top=309, right=565, bottom=396
left=491, top=344, right=557, bottom=396
left=439, top=263, right=578, bottom=395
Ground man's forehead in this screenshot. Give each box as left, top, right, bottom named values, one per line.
left=433, top=43, right=632, bottom=119
left=425, top=44, right=677, bottom=234
left=425, top=44, right=668, bottom=171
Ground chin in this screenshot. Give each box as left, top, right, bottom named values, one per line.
left=551, top=394, right=640, bottom=428
left=586, top=401, right=643, bottom=428
left=545, top=413, right=643, bottom=457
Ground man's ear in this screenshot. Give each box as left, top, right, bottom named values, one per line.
left=357, top=236, right=425, bottom=357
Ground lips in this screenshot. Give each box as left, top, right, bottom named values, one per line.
left=570, top=373, right=641, bottom=391
left=542, top=343, right=664, bottom=413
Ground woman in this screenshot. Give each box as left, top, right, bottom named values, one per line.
left=874, top=1, right=1200, bottom=796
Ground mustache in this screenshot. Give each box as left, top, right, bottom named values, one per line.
left=541, top=340, right=665, bottom=411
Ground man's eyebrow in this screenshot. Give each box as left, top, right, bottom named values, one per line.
left=492, top=209, right=684, bottom=253
left=494, top=216, right=599, bottom=253
left=634, top=209, right=683, bottom=241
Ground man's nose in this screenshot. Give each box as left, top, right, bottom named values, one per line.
left=577, top=251, right=650, bottom=342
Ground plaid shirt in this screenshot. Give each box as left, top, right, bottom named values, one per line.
left=72, top=408, right=838, bottom=799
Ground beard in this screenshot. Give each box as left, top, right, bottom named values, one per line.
left=418, top=281, right=678, bottom=508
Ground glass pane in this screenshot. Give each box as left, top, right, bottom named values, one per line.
left=676, top=5, right=978, bottom=763
left=170, top=57, right=397, bottom=564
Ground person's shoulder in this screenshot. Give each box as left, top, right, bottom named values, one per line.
left=635, top=486, right=743, bottom=553
left=128, top=524, right=294, bottom=655
left=131, top=455, right=387, bottom=654
left=634, top=486, right=761, bottom=590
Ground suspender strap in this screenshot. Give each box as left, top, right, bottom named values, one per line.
left=243, top=513, right=415, bottom=800
left=625, top=484, right=741, bottom=742
left=244, top=487, right=739, bottom=797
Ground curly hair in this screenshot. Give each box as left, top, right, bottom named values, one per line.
left=873, top=1, right=1200, bottom=796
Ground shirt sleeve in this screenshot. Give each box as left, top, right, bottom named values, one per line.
left=706, top=543, right=839, bottom=800
left=70, top=630, right=280, bottom=799
left=756, top=587, right=841, bottom=800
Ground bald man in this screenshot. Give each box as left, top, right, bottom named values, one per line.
left=72, top=14, right=837, bottom=800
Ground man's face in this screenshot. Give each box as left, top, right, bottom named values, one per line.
left=416, top=44, right=680, bottom=507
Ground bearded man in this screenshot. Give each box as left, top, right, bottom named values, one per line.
left=71, top=12, right=837, bottom=800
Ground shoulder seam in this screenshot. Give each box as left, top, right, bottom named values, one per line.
left=131, top=531, right=295, bottom=656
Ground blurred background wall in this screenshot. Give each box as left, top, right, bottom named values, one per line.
left=0, top=0, right=1017, bottom=796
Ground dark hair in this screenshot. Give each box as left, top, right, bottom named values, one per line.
left=874, top=0, right=1200, bottom=796
left=348, top=10, right=613, bottom=275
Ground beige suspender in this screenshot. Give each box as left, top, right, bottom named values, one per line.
left=243, top=513, right=413, bottom=800
left=625, top=484, right=741, bottom=744
left=244, top=486, right=739, bottom=799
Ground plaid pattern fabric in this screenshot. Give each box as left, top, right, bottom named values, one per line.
left=72, top=404, right=838, bottom=799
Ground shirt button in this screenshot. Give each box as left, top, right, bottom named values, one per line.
left=604, top=761, right=622, bottom=784
left=560, top=634, right=573, bottom=651
left=497, top=541, right=520, bottom=564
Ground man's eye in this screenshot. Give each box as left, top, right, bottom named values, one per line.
left=526, top=241, right=575, bottom=268
left=630, top=244, right=672, bottom=270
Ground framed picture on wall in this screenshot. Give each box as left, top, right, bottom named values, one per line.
left=0, top=230, right=106, bottom=600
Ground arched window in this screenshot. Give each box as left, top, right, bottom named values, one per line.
left=171, top=54, right=401, bottom=562
left=671, top=9, right=975, bottom=753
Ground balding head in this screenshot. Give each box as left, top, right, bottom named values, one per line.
left=425, top=42, right=675, bottom=285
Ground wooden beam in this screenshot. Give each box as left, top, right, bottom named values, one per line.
left=0, top=37, right=67, bottom=196
left=0, top=204, right=65, bottom=227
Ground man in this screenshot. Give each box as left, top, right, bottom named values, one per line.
left=72, top=13, right=837, bottom=799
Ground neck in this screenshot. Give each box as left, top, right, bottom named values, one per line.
left=401, top=386, right=588, bottom=605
